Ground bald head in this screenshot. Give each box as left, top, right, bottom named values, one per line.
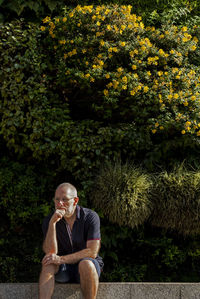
left=56, top=182, right=77, bottom=198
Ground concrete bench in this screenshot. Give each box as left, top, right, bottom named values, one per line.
left=0, top=282, right=200, bottom=299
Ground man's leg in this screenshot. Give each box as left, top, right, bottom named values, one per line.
left=39, top=264, right=59, bottom=299
left=78, top=259, right=99, bottom=299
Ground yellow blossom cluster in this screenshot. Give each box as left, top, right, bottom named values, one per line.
left=40, top=5, right=200, bottom=137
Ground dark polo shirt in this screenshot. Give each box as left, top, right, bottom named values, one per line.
left=42, top=205, right=104, bottom=270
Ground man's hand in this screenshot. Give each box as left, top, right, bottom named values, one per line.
left=50, top=208, right=66, bottom=224
left=42, top=253, right=61, bottom=266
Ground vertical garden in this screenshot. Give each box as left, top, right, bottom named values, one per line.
left=1, top=0, right=200, bottom=282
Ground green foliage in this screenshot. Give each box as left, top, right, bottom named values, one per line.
left=150, top=165, right=200, bottom=235
left=100, top=223, right=200, bottom=282
left=0, top=157, right=54, bottom=282
left=1, top=3, right=200, bottom=283
left=91, top=161, right=153, bottom=228
left=39, top=5, right=200, bottom=140
left=0, top=21, right=70, bottom=160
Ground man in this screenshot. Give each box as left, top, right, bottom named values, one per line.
left=39, top=182, right=103, bottom=299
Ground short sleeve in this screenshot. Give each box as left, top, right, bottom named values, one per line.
left=85, top=210, right=101, bottom=241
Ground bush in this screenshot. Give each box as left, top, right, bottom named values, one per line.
left=91, top=161, right=153, bottom=228
left=150, top=165, right=200, bottom=235
left=39, top=5, right=200, bottom=138
left=0, top=157, right=54, bottom=282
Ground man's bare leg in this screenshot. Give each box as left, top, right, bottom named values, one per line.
left=39, top=264, right=59, bottom=299
left=79, top=260, right=99, bottom=299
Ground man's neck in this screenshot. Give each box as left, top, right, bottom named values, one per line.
left=64, top=208, right=77, bottom=223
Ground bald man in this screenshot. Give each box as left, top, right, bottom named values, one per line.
left=39, top=183, right=103, bottom=299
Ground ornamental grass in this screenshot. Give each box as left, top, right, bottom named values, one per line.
left=91, top=161, right=153, bottom=228
left=150, top=166, right=200, bottom=235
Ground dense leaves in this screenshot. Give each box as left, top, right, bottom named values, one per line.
left=1, top=4, right=200, bottom=283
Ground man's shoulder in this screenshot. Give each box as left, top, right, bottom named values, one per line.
left=79, top=206, right=100, bottom=222
left=80, top=206, right=99, bottom=217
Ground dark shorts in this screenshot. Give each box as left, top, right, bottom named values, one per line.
left=55, top=258, right=101, bottom=283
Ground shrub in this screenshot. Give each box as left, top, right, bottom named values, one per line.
left=0, top=157, right=54, bottom=282
left=91, top=161, right=153, bottom=228
left=39, top=5, right=200, bottom=138
left=150, top=165, right=200, bottom=235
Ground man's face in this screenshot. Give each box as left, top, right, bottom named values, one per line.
left=54, top=186, right=77, bottom=218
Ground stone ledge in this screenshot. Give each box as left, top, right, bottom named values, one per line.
left=0, top=282, right=200, bottom=299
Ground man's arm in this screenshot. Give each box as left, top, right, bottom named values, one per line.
left=42, top=209, right=66, bottom=254
left=42, top=240, right=100, bottom=266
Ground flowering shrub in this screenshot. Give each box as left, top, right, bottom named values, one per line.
left=40, top=5, right=200, bottom=138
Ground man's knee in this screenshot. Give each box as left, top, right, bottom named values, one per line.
left=78, top=259, right=97, bottom=277
left=40, top=264, right=59, bottom=276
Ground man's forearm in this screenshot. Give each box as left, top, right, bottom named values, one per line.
left=60, top=248, right=97, bottom=264
left=43, top=222, right=58, bottom=254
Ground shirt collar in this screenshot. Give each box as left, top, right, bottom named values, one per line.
left=76, top=205, right=80, bottom=219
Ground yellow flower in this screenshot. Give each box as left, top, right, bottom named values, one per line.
left=90, top=77, right=95, bottom=82
left=130, top=90, right=135, bottom=96
left=43, top=16, right=51, bottom=23
left=59, top=40, right=66, bottom=45
left=143, top=86, right=149, bottom=93
left=121, top=25, right=126, bottom=30
left=107, top=25, right=112, bottom=30
left=104, top=89, right=109, bottom=96
left=197, top=131, right=200, bottom=136
left=132, top=65, right=137, bottom=70
left=182, top=26, right=187, bottom=32
left=63, top=17, right=67, bottom=22
left=174, top=94, right=179, bottom=99
left=122, top=85, right=127, bottom=90
left=100, top=40, right=105, bottom=46
left=183, top=102, right=188, bottom=106
left=117, top=67, right=123, bottom=73
left=85, top=74, right=90, bottom=78
left=40, top=26, right=46, bottom=31
left=191, top=45, right=197, bottom=51
left=113, top=80, right=119, bottom=89
left=105, top=74, right=110, bottom=79
left=122, top=76, right=128, bottom=83
left=191, top=96, right=196, bottom=101
left=113, top=47, right=118, bottom=52
left=181, top=130, right=186, bottom=134
left=96, top=21, right=101, bottom=26
left=155, top=122, right=159, bottom=127
left=108, top=47, right=113, bottom=53
left=120, top=41, right=126, bottom=47
left=160, top=126, right=164, bottom=130
left=182, top=37, right=188, bottom=43
left=69, top=12, right=74, bottom=18
left=55, top=18, right=60, bottom=22
left=157, top=71, right=163, bottom=76
left=152, top=129, right=157, bottom=134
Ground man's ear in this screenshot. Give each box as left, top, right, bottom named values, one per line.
left=74, top=197, right=79, bottom=205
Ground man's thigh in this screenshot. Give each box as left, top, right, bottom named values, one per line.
left=55, top=258, right=101, bottom=283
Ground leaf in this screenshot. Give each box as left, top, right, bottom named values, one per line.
left=43, top=0, right=57, bottom=12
